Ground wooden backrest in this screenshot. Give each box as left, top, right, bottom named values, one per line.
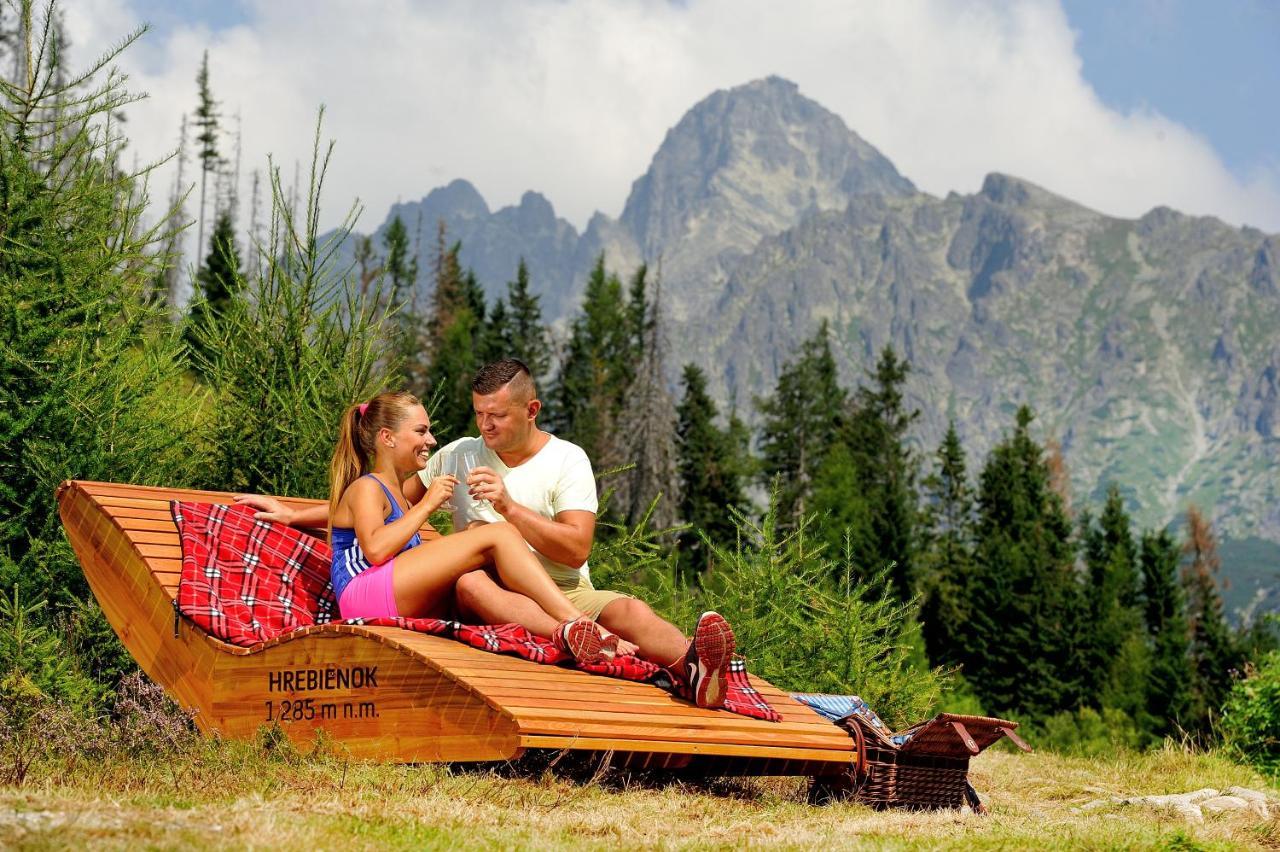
left=62, top=481, right=437, bottom=600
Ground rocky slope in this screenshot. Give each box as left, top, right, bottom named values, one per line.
left=705, top=173, right=1279, bottom=615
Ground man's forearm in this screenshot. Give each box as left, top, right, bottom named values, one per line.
left=498, top=502, right=590, bottom=568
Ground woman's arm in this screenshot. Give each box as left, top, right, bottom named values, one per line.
left=234, top=495, right=329, bottom=528
left=350, top=475, right=458, bottom=564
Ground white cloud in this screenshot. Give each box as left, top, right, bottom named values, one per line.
left=63, top=0, right=1280, bottom=246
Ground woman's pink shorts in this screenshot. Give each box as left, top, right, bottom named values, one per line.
left=338, top=560, right=399, bottom=620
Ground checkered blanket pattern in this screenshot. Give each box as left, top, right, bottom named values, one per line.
left=173, top=501, right=337, bottom=642
left=791, top=693, right=909, bottom=745
left=173, top=501, right=779, bottom=721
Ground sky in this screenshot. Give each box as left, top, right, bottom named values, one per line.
left=63, top=0, right=1280, bottom=240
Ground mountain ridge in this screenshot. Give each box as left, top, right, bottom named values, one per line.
left=336, top=77, right=1279, bottom=617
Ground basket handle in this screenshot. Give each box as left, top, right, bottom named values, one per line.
left=848, top=716, right=868, bottom=779
left=951, top=720, right=980, bottom=755
left=998, top=726, right=1032, bottom=753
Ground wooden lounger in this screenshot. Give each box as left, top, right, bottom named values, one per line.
left=57, top=480, right=857, bottom=777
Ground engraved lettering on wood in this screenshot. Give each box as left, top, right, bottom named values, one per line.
left=263, top=665, right=380, bottom=723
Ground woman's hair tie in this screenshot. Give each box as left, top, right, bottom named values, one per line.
left=357, top=402, right=369, bottom=417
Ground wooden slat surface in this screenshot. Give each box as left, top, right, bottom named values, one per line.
left=58, top=480, right=857, bottom=771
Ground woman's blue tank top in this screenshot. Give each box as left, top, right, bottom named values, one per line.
left=330, top=474, right=423, bottom=600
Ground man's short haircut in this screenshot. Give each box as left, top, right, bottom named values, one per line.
left=471, top=358, right=536, bottom=401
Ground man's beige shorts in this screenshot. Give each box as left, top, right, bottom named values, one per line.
left=547, top=565, right=633, bottom=619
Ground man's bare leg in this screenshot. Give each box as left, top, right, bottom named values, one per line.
left=595, top=598, right=689, bottom=671
left=598, top=599, right=737, bottom=708
left=454, top=570, right=560, bottom=638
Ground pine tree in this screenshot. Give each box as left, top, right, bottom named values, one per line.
left=675, top=364, right=750, bottom=571
left=755, top=321, right=846, bottom=527
left=958, top=406, right=1085, bottom=717
left=193, top=50, right=219, bottom=269
left=918, top=420, right=976, bottom=664
left=505, top=259, right=551, bottom=383
left=1080, top=485, right=1149, bottom=722
left=822, top=345, right=921, bottom=599
left=184, top=209, right=243, bottom=371
left=1181, top=505, right=1240, bottom=730
left=1139, top=529, right=1192, bottom=736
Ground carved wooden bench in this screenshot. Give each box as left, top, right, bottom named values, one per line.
left=58, top=480, right=857, bottom=777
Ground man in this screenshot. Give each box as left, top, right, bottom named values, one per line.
left=409, top=359, right=735, bottom=710
left=241, top=359, right=735, bottom=709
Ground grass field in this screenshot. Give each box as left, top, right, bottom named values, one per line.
left=2, top=733, right=1278, bottom=850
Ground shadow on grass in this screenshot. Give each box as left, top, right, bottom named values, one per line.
left=453, top=748, right=805, bottom=803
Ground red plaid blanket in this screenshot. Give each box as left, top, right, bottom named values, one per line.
left=173, top=502, right=779, bottom=721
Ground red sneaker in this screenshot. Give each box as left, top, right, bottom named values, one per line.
left=684, top=611, right=735, bottom=709
left=553, top=617, right=610, bottom=664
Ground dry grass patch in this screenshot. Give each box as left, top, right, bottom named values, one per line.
left=1, top=740, right=1278, bottom=849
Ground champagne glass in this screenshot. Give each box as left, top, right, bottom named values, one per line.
left=453, top=449, right=489, bottom=509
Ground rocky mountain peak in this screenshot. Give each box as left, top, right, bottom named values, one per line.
left=417, top=178, right=490, bottom=221
left=618, top=75, right=914, bottom=257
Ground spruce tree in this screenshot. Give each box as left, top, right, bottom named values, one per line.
left=675, top=364, right=749, bottom=571
left=917, top=420, right=976, bottom=665
left=505, top=259, right=552, bottom=383
left=822, top=345, right=921, bottom=599
left=1139, top=529, right=1192, bottom=736
left=1181, top=506, right=1241, bottom=730
left=484, top=296, right=511, bottom=362
left=548, top=254, right=629, bottom=462
left=958, top=406, right=1085, bottom=717
left=420, top=232, right=482, bottom=439
left=621, top=264, right=650, bottom=389
left=354, top=234, right=380, bottom=295
left=184, top=209, right=242, bottom=371
left=382, top=214, right=416, bottom=307
left=193, top=50, right=219, bottom=267
left=755, top=321, right=846, bottom=527
left=428, top=220, right=465, bottom=343
left=380, top=213, right=424, bottom=387
left=1080, top=485, right=1149, bottom=723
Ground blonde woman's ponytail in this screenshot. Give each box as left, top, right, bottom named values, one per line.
left=327, top=392, right=423, bottom=540
left=328, top=404, right=366, bottom=540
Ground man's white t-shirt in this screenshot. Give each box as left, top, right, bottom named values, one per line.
left=419, top=435, right=598, bottom=582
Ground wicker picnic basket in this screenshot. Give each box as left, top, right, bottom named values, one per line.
left=831, top=712, right=1031, bottom=810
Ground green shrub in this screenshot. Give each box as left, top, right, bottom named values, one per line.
left=1220, top=651, right=1280, bottom=777
left=191, top=114, right=398, bottom=500
left=0, top=6, right=206, bottom=616
left=1023, top=706, right=1148, bottom=756
left=591, top=495, right=947, bottom=729
left=0, top=588, right=101, bottom=710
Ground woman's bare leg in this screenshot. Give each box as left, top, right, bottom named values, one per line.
left=391, top=522, right=583, bottom=621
